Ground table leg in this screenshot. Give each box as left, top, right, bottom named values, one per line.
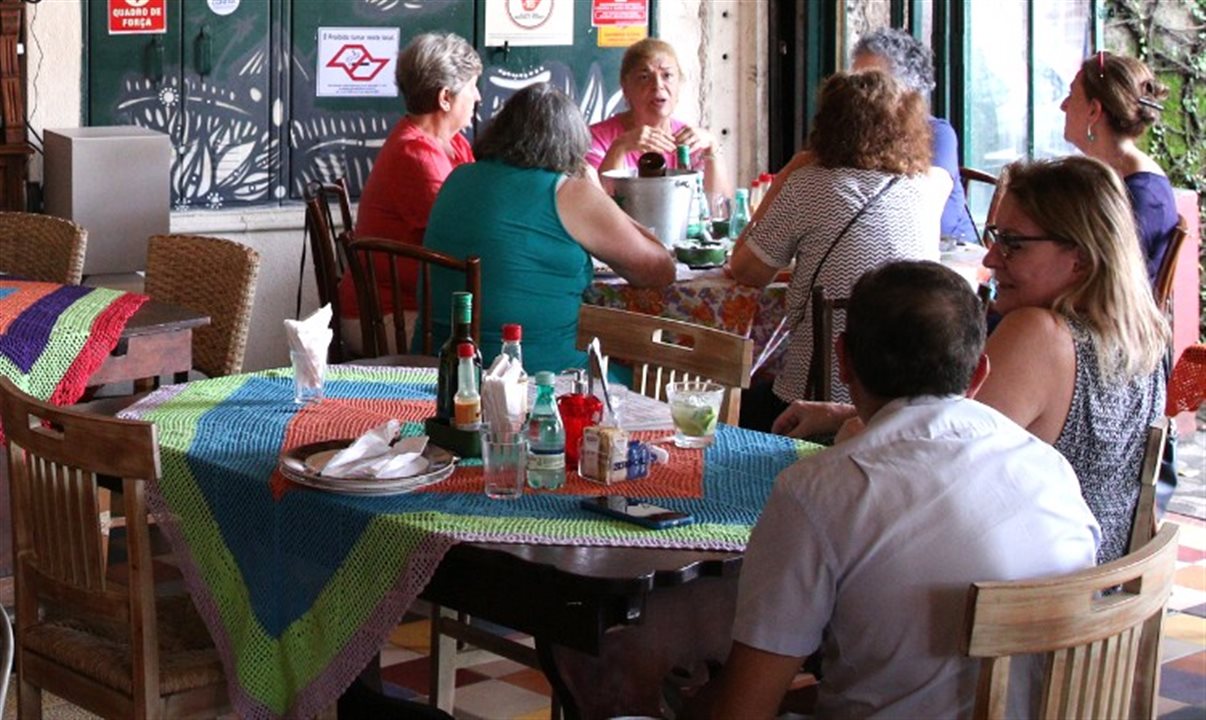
left=539, top=574, right=738, bottom=720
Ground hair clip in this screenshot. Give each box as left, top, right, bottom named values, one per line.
left=1096, top=50, right=1107, bottom=79
left=1138, top=97, right=1164, bottom=111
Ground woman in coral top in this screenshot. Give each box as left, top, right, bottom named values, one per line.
left=338, top=32, right=482, bottom=354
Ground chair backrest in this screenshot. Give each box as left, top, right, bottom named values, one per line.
left=576, top=305, right=753, bottom=425
left=963, top=523, right=1179, bottom=720
left=0, top=211, right=87, bottom=284
left=342, top=233, right=481, bottom=356
left=1129, top=418, right=1168, bottom=555
left=959, top=167, right=1005, bottom=246
left=806, top=285, right=848, bottom=402
left=303, top=179, right=354, bottom=363
left=145, top=234, right=261, bottom=378
left=1167, top=343, right=1206, bottom=416
left=0, top=376, right=164, bottom=706
left=1152, top=214, right=1189, bottom=311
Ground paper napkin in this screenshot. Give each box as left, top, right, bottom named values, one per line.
left=284, top=304, right=333, bottom=390
left=320, top=419, right=429, bottom=479
left=482, top=353, right=527, bottom=434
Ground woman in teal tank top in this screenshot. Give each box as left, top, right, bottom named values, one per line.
left=421, top=83, right=675, bottom=373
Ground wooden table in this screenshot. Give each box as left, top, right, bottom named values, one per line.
left=119, top=365, right=814, bottom=720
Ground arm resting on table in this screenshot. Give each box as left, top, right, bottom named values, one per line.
left=558, top=176, right=676, bottom=288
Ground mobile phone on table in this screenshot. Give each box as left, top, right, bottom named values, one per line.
left=580, top=496, right=694, bottom=530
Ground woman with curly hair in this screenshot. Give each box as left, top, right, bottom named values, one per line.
left=730, top=70, right=951, bottom=431
left=1061, top=51, right=1177, bottom=283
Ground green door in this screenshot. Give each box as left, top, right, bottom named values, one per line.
left=287, top=0, right=475, bottom=199
left=87, top=0, right=276, bottom=210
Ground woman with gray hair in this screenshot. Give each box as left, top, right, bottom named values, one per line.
left=851, top=27, right=975, bottom=244
left=338, top=32, right=482, bottom=353
left=422, top=83, right=675, bottom=372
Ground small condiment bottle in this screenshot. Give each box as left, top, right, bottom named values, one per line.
left=453, top=342, right=481, bottom=431
left=558, top=369, right=603, bottom=467
left=729, top=188, right=751, bottom=240
left=500, top=323, right=529, bottom=415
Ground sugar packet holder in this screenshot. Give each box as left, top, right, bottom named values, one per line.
left=578, top=426, right=669, bottom=485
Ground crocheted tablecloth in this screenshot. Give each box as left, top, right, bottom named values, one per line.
left=0, top=279, right=147, bottom=409
left=123, top=364, right=821, bottom=720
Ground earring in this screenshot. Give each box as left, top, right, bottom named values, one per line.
left=1086, top=125, right=1096, bottom=142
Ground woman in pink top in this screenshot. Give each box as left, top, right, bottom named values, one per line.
left=338, top=32, right=482, bottom=354
left=586, top=38, right=732, bottom=198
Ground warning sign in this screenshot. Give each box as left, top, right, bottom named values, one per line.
left=109, top=0, right=167, bottom=35
left=592, top=0, right=648, bottom=27
left=317, top=27, right=400, bottom=98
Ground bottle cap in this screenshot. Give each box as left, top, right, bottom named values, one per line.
left=735, top=188, right=749, bottom=199
left=452, top=291, right=472, bottom=310
left=676, top=144, right=691, bottom=166
left=457, top=342, right=474, bottom=358
left=759, top=172, right=774, bottom=183
left=502, top=323, right=522, bottom=342
left=534, top=370, right=555, bottom=386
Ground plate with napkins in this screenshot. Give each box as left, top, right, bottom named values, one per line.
left=278, top=420, right=457, bottom=495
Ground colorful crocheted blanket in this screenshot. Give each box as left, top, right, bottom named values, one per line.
left=0, top=279, right=147, bottom=408
left=124, top=366, right=821, bottom=720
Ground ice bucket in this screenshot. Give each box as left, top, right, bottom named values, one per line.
left=602, top=168, right=698, bottom=247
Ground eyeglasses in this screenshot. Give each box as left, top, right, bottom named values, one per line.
left=984, top=225, right=1075, bottom=260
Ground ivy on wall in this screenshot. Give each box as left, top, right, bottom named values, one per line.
left=1106, top=0, right=1206, bottom=337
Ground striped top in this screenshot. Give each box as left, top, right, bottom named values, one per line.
left=744, top=165, right=942, bottom=403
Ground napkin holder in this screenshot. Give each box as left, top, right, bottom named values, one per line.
left=424, top=417, right=482, bottom=459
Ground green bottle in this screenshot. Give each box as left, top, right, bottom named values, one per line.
left=436, top=292, right=481, bottom=422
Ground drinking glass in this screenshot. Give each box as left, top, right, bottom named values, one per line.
left=291, top=350, right=325, bottom=404
left=665, top=381, right=724, bottom=448
left=482, top=426, right=527, bottom=499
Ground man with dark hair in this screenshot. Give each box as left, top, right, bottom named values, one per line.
left=708, top=261, right=1100, bottom=719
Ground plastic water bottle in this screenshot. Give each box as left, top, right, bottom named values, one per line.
left=729, top=188, right=751, bottom=240
left=526, top=371, right=566, bottom=489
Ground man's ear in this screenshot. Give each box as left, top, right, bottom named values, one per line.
left=966, top=353, right=990, bottom=398
left=836, top=333, right=852, bottom=385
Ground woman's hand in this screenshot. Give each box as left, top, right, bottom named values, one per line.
left=771, top=401, right=857, bottom=438
left=616, top=124, right=678, bottom=156
left=673, top=124, right=717, bottom=154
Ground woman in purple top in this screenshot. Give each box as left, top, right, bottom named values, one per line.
left=852, top=28, right=976, bottom=244
left=586, top=38, right=732, bottom=198
left=1061, top=51, right=1178, bottom=284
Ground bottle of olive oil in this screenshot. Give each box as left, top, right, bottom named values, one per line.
left=436, top=292, right=481, bottom=422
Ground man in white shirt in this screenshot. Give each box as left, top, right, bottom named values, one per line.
left=708, top=260, right=1101, bottom=719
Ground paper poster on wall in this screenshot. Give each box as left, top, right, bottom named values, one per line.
left=108, top=0, right=167, bottom=35
left=317, top=27, right=400, bottom=98
left=592, top=0, right=648, bottom=27
left=598, top=25, right=647, bottom=48
left=484, top=0, right=574, bottom=48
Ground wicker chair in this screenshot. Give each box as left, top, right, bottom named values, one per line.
left=145, top=234, right=261, bottom=379
left=0, top=212, right=87, bottom=284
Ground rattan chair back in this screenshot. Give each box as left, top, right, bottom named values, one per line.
left=0, top=376, right=227, bottom=718
left=145, top=234, right=261, bottom=378
left=0, top=212, right=87, bottom=284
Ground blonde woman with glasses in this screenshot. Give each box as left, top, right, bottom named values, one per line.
left=774, top=156, right=1168, bottom=564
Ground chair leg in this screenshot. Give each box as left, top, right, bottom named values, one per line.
left=428, top=605, right=458, bottom=713
left=18, top=677, right=42, bottom=720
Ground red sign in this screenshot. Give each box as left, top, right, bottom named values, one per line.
left=325, top=44, right=391, bottom=82
left=109, top=0, right=167, bottom=35
left=592, top=0, right=648, bottom=27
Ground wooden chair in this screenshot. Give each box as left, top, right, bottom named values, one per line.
left=575, top=305, right=753, bottom=425
left=0, top=211, right=87, bottom=284
left=342, top=234, right=480, bottom=357
left=145, top=234, right=261, bottom=381
left=1129, top=418, right=1169, bottom=555
left=959, top=167, right=1005, bottom=246
left=303, top=179, right=355, bottom=363
left=0, top=376, right=227, bottom=719
left=805, top=285, right=847, bottom=402
left=1152, top=215, right=1189, bottom=311
left=963, top=523, right=1179, bottom=720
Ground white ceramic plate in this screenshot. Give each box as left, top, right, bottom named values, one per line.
left=278, top=439, right=458, bottom=495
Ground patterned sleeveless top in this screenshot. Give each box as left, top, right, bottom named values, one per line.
left=1053, top=317, right=1165, bottom=564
